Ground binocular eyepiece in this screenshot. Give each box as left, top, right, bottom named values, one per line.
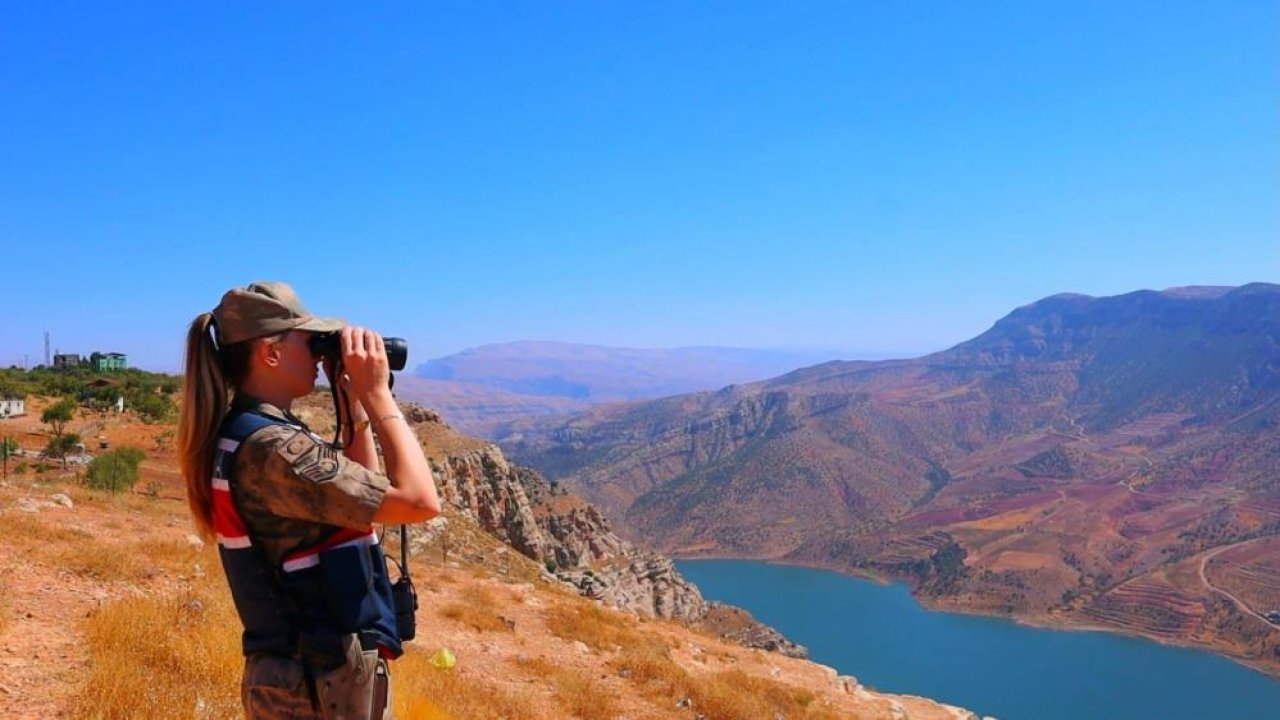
left=309, top=332, right=409, bottom=372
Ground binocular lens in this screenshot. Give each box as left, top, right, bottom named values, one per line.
left=309, top=332, right=408, bottom=372
left=385, top=337, right=408, bottom=371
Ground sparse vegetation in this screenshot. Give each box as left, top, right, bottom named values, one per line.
left=153, top=428, right=175, bottom=452
left=0, top=512, right=95, bottom=545
left=545, top=600, right=652, bottom=653
left=395, top=651, right=538, bottom=719
left=438, top=585, right=512, bottom=633
left=692, top=669, right=834, bottom=720
left=76, top=580, right=244, bottom=718
left=85, top=447, right=146, bottom=493
left=517, top=656, right=620, bottom=720
left=605, top=631, right=841, bottom=720
left=541, top=599, right=844, bottom=719
left=43, top=431, right=81, bottom=468
left=53, top=543, right=146, bottom=582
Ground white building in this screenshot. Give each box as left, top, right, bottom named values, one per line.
left=0, top=398, right=25, bottom=418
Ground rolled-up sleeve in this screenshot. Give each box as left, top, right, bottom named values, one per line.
left=235, top=425, right=389, bottom=529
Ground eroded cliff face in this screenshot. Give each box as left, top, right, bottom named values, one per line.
left=425, top=428, right=707, bottom=622
left=559, top=553, right=707, bottom=622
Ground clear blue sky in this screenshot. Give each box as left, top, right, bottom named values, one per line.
left=2, top=2, right=1276, bottom=372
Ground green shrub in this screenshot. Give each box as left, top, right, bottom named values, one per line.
left=133, top=392, right=176, bottom=424
left=43, top=432, right=82, bottom=467
left=87, top=447, right=146, bottom=493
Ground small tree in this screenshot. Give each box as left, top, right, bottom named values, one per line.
left=1, top=437, right=18, bottom=480
left=86, top=447, right=146, bottom=493
left=41, top=397, right=78, bottom=438
left=43, top=432, right=81, bottom=469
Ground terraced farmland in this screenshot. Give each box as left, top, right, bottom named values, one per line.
left=1085, top=581, right=1206, bottom=639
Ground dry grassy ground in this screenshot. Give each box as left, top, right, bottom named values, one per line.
left=0, top=402, right=974, bottom=719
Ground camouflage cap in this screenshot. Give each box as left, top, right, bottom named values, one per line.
left=212, top=281, right=345, bottom=346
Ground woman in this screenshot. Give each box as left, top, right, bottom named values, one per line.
left=178, top=281, right=441, bottom=719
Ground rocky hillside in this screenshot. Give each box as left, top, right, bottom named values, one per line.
left=415, top=403, right=708, bottom=622
left=503, top=284, right=1280, bottom=676
left=295, top=395, right=803, bottom=656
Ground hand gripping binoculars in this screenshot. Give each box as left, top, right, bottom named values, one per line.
left=309, top=332, right=409, bottom=372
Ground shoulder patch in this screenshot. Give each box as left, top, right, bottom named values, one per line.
left=273, top=429, right=340, bottom=485
left=276, top=429, right=320, bottom=465
left=297, top=453, right=340, bottom=484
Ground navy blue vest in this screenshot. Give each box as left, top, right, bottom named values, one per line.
left=213, top=408, right=403, bottom=659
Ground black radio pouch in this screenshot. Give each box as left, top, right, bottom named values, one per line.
left=392, top=574, right=418, bottom=641
left=390, top=525, right=419, bottom=641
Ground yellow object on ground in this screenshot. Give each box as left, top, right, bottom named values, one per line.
left=429, top=647, right=457, bottom=670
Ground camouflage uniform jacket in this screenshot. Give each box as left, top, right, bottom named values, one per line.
left=228, top=395, right=389, bottom=568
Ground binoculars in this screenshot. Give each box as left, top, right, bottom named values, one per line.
left=309, top=332, right=409, bottom=372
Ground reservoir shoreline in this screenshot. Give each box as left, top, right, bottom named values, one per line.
left=672, top=551, right=1280, bottom=680
left=677, top=558, right=1280, bottom=720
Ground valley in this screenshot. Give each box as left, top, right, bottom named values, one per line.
left=502, top=285, right=1280, bottom=676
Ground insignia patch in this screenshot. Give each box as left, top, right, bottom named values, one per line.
left=279, top=431, right=316, bottom=462
left=297, top=457, right=340, bottom=484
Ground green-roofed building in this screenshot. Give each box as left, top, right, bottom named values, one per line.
left=90, top=352, right=128, bottom=372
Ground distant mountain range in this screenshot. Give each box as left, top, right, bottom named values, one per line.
left=397, top=341, right=840, bottom=436
left=501, top=284, right=1280, bottom=675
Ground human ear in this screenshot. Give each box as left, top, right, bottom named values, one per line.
left=258, top=338, right=283, bottom=368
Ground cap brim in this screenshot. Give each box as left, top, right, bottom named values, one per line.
left=294, top=316, right=346, bottom=333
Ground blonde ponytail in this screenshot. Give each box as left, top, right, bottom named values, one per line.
left=178, top=313, right=230, bottom=539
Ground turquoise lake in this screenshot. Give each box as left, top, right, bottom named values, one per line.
left=676, top=559, right=1280, bottom=720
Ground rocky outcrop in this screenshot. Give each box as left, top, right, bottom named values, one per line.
left=698, top=602, right=808, bottom=658
left=436, top=449, right=551, bottom=562
left=559, top=552, right=707, bottom=622
left=427, top=431, right=705, bottom=621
